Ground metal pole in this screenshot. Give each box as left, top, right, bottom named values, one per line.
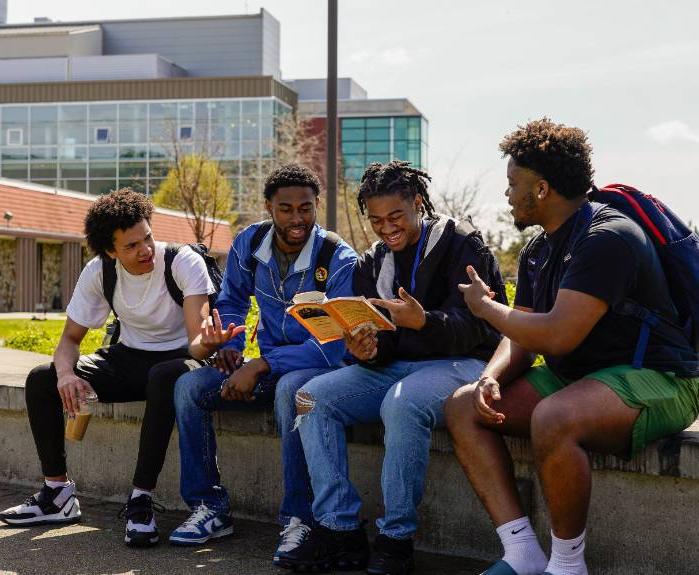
left=326, top=0, right=338, bottom=231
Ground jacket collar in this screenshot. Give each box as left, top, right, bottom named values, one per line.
left=253, top=224, right=319, bottom=274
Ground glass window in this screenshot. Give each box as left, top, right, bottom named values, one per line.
left=61, top=180, right=87, bottom=194
left=58, top=105, right=87, bottom=145
left=59, top=145, right=87, bottom=160
left=242, top=116, right=258, bottom=140
left=148, top=178, right=165, bottom=195
left=366, top=154, right=390, bottom=165
left=119, top=162, right=147, bottom=179
left=90, top=104, right=117, bottom=123
left=341, top=128, right=365, bottom=142
left=30, top=146, right=57, bottom=160
left=177, top=102, right=194, bottom=123
left=88, top=180, right=118, bottom=196
left=2, top=147, right=28, bottom=160
left=407, top=117, right=421, bottom=140
left=29, top=162, right=57, bottom=179
left=218, top=160, right=240, bottom=176
left=366, top=117, right=390, bottom=128
left=342, top=141, right=364, bottom=155
left=149, top=102, right=177, bottom=122
left=179, top=125, right=193, bottom=141
left=241, top=140, right=259, bottom=159
left=341, top=118, right=364, bottom=129
left=224, top=141, right=240, bottom=159
left=394, top=117, right=408, bottom=140
left=119, top=103, right=147, bottom=123
left=149, top=161, right=171, bottom=179
left=149, top=145, right=168, bottom=159
left=1, top=162, right=28, bottom=179
left=241, top=159, right=259, bottom=177
left=122, top=178, right=146, bottom=195
left=367, top=141, right=390, bottom=154
left=366, top=127, right=389, bottom=141
left=241, top=100, right=259, bottom=117
left=343, top=155, right=366, bottom=169
left=30, top=106, right=58, bottom=146
left=343, top=166, right=364, bottom=181
left=222, top=101, right=241, bottom=122
left=119, top=145, right=148, bottom=159
left=260, top=138, right=274, bottom=158
left=260, top=99, right=274, bottom=118
left=393, top=141, right=408, bottom=160
left=2, top=106, right=29, bottom=132
left=195, top=102, right=211, bottom=123
left=58, top=162, right=87, bottom=179
left=119, top=121, right=148, bottom=145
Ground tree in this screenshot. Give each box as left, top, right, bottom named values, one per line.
left=432, top=177, right=481, bottom=222
left=152, top=154, right=234, bottom=248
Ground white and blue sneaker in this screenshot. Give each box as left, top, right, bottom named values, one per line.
left=0, top=481, right=80, bottom=526
left=273, top=516, right=312, bottom=567
left=169, top=503, right=234, bottom=546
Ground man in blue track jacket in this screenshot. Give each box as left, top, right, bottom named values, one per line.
left=168, top=164, right=357, bottom=559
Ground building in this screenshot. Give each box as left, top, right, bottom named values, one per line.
left=287, top=78, right=428, bottom=183
left=0, top=178, right=232, bottom=312
left=0, top=10, right=427, bottom=197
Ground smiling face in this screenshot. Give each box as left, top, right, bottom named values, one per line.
left=106, top=219, right=156, bottom=275
left=505, top=157, right=545, bottom=231
left=265, top=185, right=319, bottom=253
left=365, top=192, right=423, bottom=252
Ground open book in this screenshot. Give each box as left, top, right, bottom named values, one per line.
left=286, top=291, right=396, bottom=344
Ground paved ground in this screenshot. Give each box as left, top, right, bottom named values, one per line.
left=0, top=483, right=490, bottom=575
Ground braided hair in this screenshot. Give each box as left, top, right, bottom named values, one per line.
left=357, top=160, right=436, bottom=218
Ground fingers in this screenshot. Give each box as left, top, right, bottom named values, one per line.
left=367, top=298, right=395, bottom=311
left=397, top=287, right=418, bottom=305
left=212, top=309, right=223, bottom=332
left=228, top=325, right=246, bottom=339
left=474, top=383, right=505, bottom=424
left=466, top=265, right=480, bottom=283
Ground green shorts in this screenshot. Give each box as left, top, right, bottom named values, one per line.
left=524, top=364, right=699, bottom=457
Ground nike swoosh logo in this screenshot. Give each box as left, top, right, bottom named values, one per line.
left=511, top=526, right=526, bottom=535
left=63, top=496, right=75, bottom=517
left=572, top=542, right=583, bottom=550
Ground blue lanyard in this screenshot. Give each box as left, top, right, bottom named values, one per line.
left=409, top=222, right=427, bottom=294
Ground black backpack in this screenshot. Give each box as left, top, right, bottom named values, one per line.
left=102, top=243, right=223, bottom=345
left=248, top=221, right=341, bottom=292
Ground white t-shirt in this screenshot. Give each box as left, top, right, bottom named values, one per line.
left=67, top=242, right=215, bottom=351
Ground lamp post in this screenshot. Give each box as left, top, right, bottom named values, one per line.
left=326, top=0, right=338, bottom=231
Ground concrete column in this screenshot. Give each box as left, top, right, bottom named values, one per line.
left=14, top=237, right=38, bottom=312
left=61, top=242, right=83, bottom=310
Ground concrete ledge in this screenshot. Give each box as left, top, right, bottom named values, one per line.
left=1, top=380, right=698, bottom=574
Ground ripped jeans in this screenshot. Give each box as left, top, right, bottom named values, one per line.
left=296, top=358, right=485, bottom=540
left=174, top=365, right=334, bottom=524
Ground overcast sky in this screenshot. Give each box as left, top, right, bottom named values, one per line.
left=8, top=0, right=699, bottom=227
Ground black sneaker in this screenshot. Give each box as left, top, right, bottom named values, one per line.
left=366, top=534, right=415, bottom=575
left=0, top=481, right=81, bottom=526
left=278, top=524, right=369, bottom=572
left=118, top=493, right=164, bottom=548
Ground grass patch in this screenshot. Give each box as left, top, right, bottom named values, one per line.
left=0, top=299, right=262, bottom=358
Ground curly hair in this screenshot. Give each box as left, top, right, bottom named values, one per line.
left=84, top=188, right=153, bottom=258
left=357, top=160, right=436, bottom=217
left=499, top=118, right=594, bottom=199
left=263, top=163, right=321, bottom=200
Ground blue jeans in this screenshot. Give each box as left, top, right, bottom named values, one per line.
left=174, top=365, right=333, bottom=524
left=297, top=358, right=485, bottom=539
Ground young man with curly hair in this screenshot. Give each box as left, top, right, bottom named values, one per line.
left=168, top=164, right=357, bottom=559
left=279, top=161, right=507, bottom=574
left=0, top=188, right=227, bottom=547
left=447, top=119, right=699, bottom=575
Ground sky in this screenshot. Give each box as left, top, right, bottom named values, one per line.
left=7, top=0, right=699, bottom=228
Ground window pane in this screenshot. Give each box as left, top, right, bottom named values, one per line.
left=30, top=106, right=58, bottom=145
left=241, top=140, right=258, bottom=159
left=29, top=162, right=57, bottom=179
left=2, top=147, right=28, bottom=160
left=119, top=145, right=148, bottom=159
left=341, top=128, right=365, bottom=142
left=89, top=145, right=117, bottom=160
left=366, top=127, right=389, bottom=141
left=119, top=103, right=147, bottom=123
left=342, top=141, right=364, bottom=155
left=58, top=162, right=87, bottom=179
left=58, top=105, right=87, bottom=145
left=88, top=180, right=118, bottom=195
left=366, top=117, right=390, bottom=128
left=1, top=162, right=28, bottom=179
left=119, top=162, right=147, bottom=179
left=61, top=180, right=87, bottom=194
left=30, top=146, right=57, bottom=160
left=341, top=118, right=364, bottom=129
left=393, top=141, right=408, bottom=160
left=366, top=154, right=390, bottom=165
left=59, top=145, right=87, bottom=160
left=241, top=100, right=259, bottom=116
left=119, top=121, right=148, bottom=144
left=367, top=141, right=389, bottom=154
left=394, top=117, right=408, bottom=140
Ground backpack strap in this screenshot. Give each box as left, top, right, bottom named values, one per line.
left=164, top=245, right=184, bottom=306
left=313, top=231, right=341, bottom=292
left=101, top=257, right=121, bottom=345
left=249, top=221, right=273, bottom=279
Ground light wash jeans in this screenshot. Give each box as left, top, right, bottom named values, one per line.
left=297, top=358, right=485, bottom=539
left=174, top=365, right=334, bottom=525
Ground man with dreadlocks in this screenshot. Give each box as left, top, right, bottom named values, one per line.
left=277, top=160, right=507, bottom=574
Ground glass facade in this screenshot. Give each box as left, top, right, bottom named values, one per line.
left=0, top=98, right=292, bottom=208
left=340, top=116, right=428, bottom=182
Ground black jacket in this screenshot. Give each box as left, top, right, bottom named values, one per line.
left=354, top=215, right=507, bottom=364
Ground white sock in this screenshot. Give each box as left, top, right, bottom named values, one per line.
left=130, top=488, right=152, bottom=500
left=495, top=517, right=548, bottom=575
left=545, top=530, right=588, bottom=575
left=45, top=479, right=72, bottom=489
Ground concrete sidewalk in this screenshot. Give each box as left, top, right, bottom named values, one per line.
left=0, top=482, right=488, bottom=575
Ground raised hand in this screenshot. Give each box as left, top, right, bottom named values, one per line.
left=201, top=309, right=246, bottom=352
left=369, top=287, right=426, bottom=330
left=458, top=265, right=496, bottom=318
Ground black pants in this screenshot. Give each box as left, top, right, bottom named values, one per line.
left=25, top=343, right=204, bottom=490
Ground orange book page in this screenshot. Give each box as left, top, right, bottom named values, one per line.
left=288, top=303, right=345, bottom=343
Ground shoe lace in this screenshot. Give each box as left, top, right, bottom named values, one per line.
left=279, top=518, right=311, bottom=547
left=181, top=504, right=216, bottom=528
left=27, top=483, right=61, bottom=507
left=117, top=494, right=165, bottom=521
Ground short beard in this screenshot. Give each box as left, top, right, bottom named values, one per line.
left=512, top=190, right=537, bottom=232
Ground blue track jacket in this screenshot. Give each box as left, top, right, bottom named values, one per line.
left=216, top=222, right=357, bottom=377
